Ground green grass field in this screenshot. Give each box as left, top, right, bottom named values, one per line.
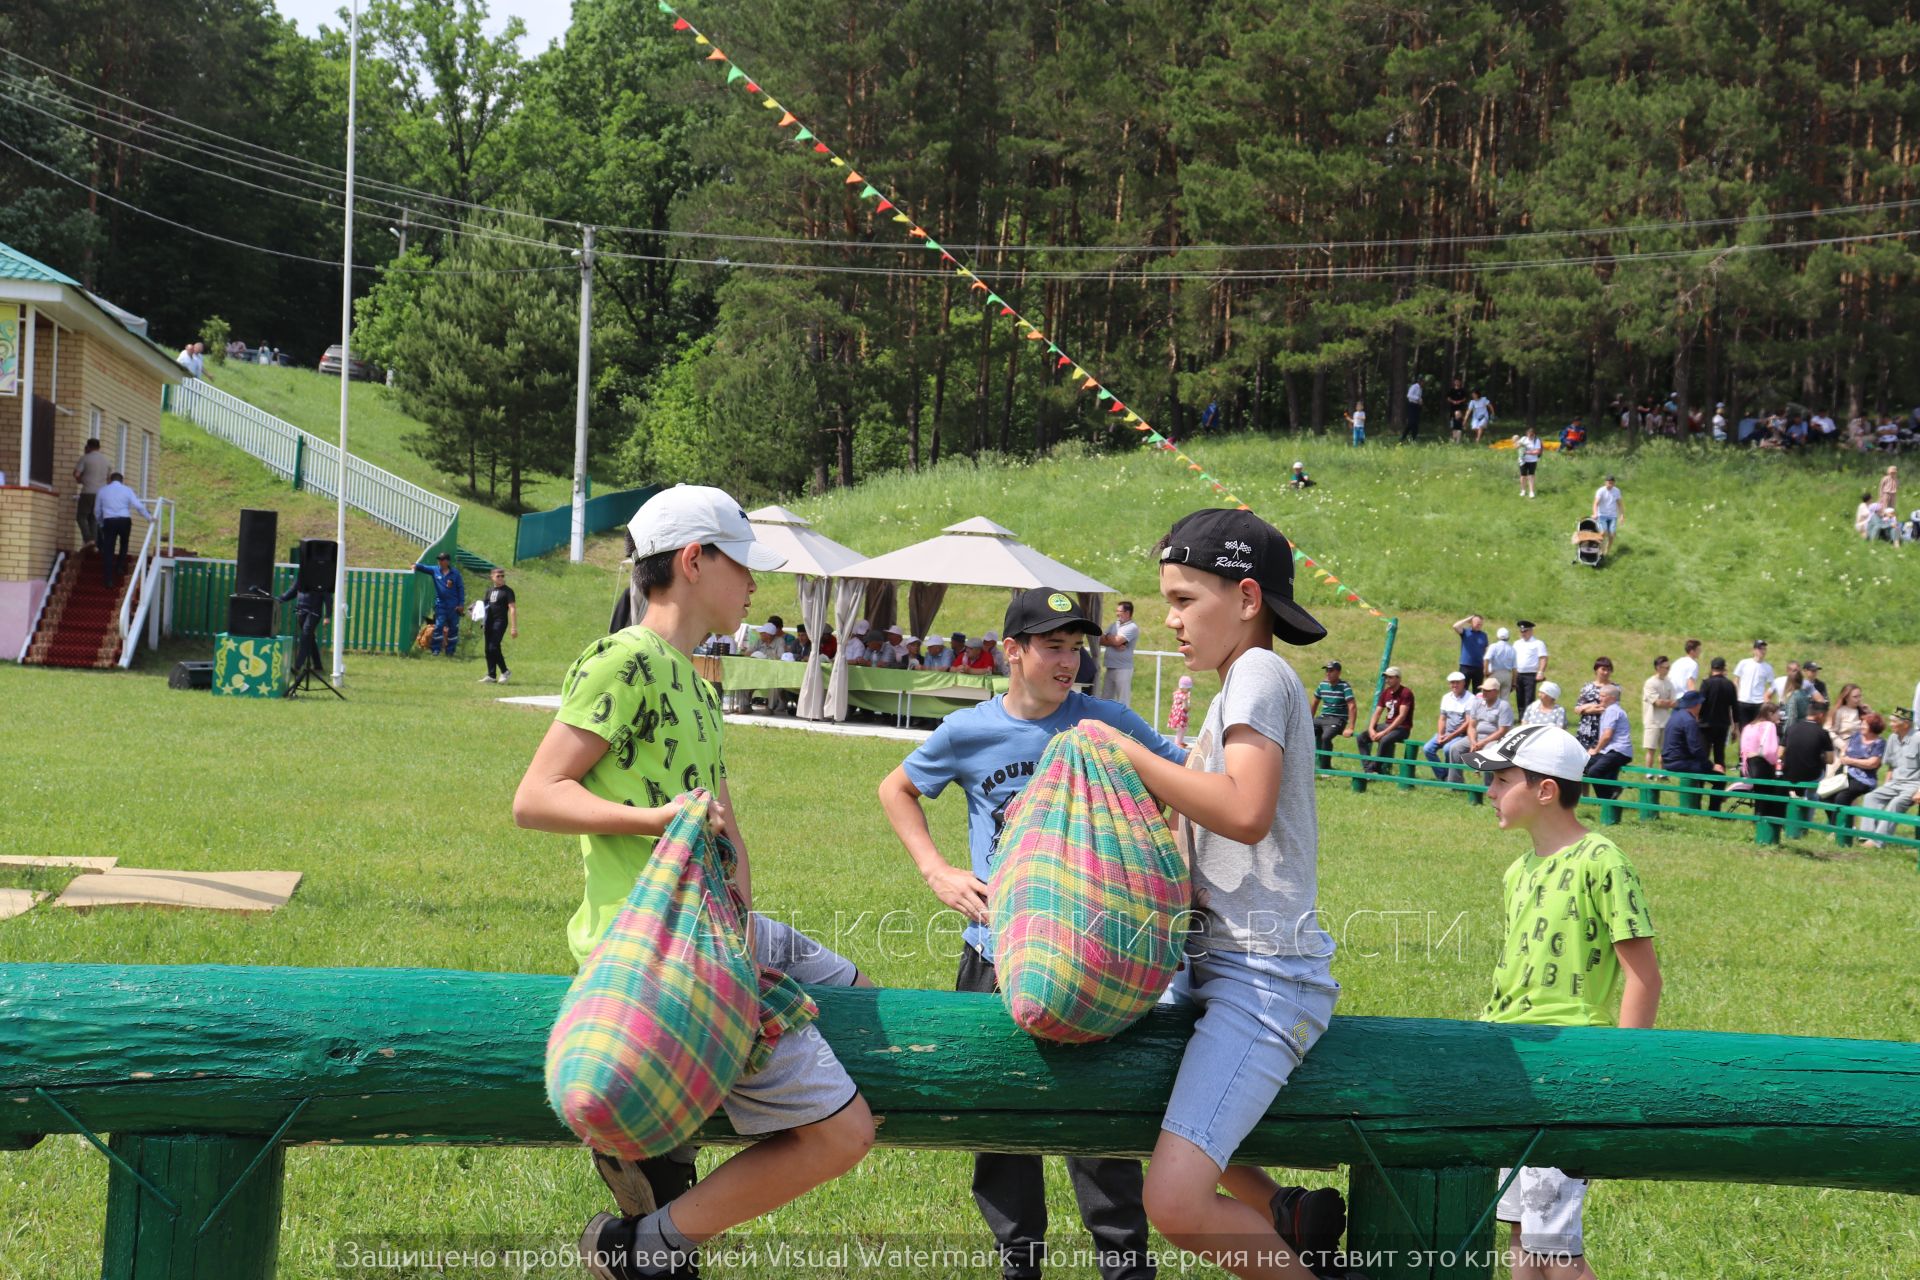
left=11, top=372, right=1911, bottom=1278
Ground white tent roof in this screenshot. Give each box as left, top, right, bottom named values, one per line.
left=840, top=516, right=1114, bottom=592
left=747, top=505, right=869, bottom=577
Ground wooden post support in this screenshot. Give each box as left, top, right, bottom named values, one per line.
left=1347, top=1163, right=1498, bottom=1279
left=1677, top=785, right=1701, bottom=811
left=1755, top=818, right=1779, bottom=845
left=1640, top=781, right=1660, bottom=819
left=103, top=1133, right=283, bottom=1280
left=1599, top=801, right=1620, bottom=825
left=1398, top=741, right=1418, bottom=791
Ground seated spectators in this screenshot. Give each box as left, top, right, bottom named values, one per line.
left=959, top=636, right=994, bottom=673
left=876, top=624, right=908, bottom=668
left=981, top=630, right=1009, bottom=676
left=844, top=619, right=873, bottom=666
left=900, top=635, right=925, bottom=670
left=1523, top=680, right=1565, bottom=728
left=922, top=635, right=952, bottom=671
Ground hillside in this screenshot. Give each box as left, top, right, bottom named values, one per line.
left=190, top=363, right=1920, bottom=717
left=162, top=416, right=426, bottom=567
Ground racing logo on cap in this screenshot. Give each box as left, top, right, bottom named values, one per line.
left=1047, top=593, right=1072, bottom=612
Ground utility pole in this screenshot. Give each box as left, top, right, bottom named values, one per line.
left=331, top=0, right=360, bottom=688
left=396, top=207, right=409, bottom=257
left=570, top=224, right=595, bottom=563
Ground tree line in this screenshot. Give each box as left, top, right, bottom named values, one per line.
left=5, top=0, right=1918, bottom=507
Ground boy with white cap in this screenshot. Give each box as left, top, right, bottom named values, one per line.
left=1464, top=725, right=1662, bottom=1280
left=513, top=484, right=875, bottom=1280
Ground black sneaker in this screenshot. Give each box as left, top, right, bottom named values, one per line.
left=1271, top=1184, right=1347, bottom=1271
left=593, top=1151, right=699, bottom=1218
left=579, top=1212, right=698, bottom=1280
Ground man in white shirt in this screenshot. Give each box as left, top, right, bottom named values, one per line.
left=1711, top=403, right=1728, bottom=442
left=1097, top=599, right=1140, bottom=705
left=93, top=471, right=153, bottom=590
left=1669, top=638, right=1701, bottom=693
left=1421, top=672, right=1477, bottom=783
left=1485, top=626, right=1518, bottom=697
left=1511, top=620, right=1550, bottom=712
left=1403, top=377, right=1424, bottom=441
left=1592, top=475, right=1624, bottom=552
left=843, top=619, right=873, bottom=666
left=1732, top=639, right=1774, bottom=731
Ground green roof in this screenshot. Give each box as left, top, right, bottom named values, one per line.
left=0, top=240, right=83, bottom=287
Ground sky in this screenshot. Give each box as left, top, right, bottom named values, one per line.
left=274, top=1, right=573, bottom=56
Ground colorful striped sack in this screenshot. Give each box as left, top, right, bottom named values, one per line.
left=545, top=790, right=819, bottom=1159
left=991, top=721, right=1189, bottom=1043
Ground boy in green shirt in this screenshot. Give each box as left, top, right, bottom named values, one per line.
left=1464, top=724, right=1663, bottom=1280
left=514, top=485, right=874, bottom=1280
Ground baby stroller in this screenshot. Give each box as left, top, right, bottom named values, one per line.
left=1572, top=517, right=1606, bottom=568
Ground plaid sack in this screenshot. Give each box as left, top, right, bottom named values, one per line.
left=991, top=721, right=1189, bottom=1043
left=545, top=790, right=819, bottom=1159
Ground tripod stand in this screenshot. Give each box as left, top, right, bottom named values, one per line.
left=284, top=606, right=344, bottom=700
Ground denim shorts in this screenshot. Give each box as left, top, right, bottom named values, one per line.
left=1594, top=515, right=1618, bottom=533
left=1156, top=944, right=1340, bottom=1170
left=722, top=914, right=861, bottom=1136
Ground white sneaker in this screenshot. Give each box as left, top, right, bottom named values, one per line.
left=497, top=672, right=510, bottom=685
left=477, top=674, right=494, bottom=683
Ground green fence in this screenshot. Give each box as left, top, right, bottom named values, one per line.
left=1317, top=743, right=1920, bottom=867
left=169, top=559, right=427, bottom=655
left=512, top=484, right=662, bottom=563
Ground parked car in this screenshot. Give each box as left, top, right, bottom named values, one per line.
left=318, top=344, right=378, bottom=381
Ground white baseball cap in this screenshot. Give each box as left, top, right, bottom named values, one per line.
left=903, top=635, right=920, bottom=645
left=983, top=630, right=999, bottom=642
left=852, top=620, right=870, bottom=635
left=1496, top=627, right=1510, bottom=639
left=1447, top=671, right=1466, bottom=683
left=885, top=624, right=903, bottom=636
left=757, top=622, right=777, bottom=635
left=1465, top=724, right=1589, bottom=782
left=926, top=636, right=946, bottom=647
left=626, top=484, right=785, bottom=571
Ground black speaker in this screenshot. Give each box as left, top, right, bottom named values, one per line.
left=168, top=660, right=215, bottom=690
left=236, top=508, right=278, bottom=596
left=227, top=593, right=275, bottom=638
left=295, top=539, right=339, bottom=593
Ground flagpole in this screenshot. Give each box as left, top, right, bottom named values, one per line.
left=332, top=0, right=359, bottom=688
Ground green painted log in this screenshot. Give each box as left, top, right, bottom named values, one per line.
left=102, top=1134, right=282, bottom=1280
left=3, top=963, right=1916, bottom=1194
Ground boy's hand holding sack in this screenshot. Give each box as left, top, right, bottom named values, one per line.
left=546, top=790, right=817, bottom=1159
left=992, top=722, right=1190, bottom=1044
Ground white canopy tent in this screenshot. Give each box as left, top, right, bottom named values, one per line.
left=746, top=505, right=868, bottom=721
left=839, top=517, right=1116, bottom=668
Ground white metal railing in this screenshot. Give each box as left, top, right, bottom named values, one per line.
left=169, top=379, right=458, bottom=546
left=116, top=496, right=170, bottom=666
left=17, top=550, right=65, bottom=663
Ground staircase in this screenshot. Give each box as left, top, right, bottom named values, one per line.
left=23, top=547, right=140, bottom=669
left=451, top=546, right=497, bottom=573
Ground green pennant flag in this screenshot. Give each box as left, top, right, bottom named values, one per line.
left=859, top=183, right=880, bottom=200
left=1047, top=343, right=1061, bottom=355
left=924, top=239, right=942, bottom=252
left=1097, top=389, right=1114, bottom=401
left=795, top=126, right=814, bottom=141
left=725, top=65, right=745, bottom=83
left=657, top=1, right=675, bottom=12
left=985, top=293, right=1002, bottom=306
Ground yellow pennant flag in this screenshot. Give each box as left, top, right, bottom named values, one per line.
left=695, top=34, right=710, bottom=44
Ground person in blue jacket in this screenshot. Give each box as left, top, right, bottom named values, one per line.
left=415, top=551, right=465, bottom=655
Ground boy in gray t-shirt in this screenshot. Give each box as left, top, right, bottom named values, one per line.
left=1111, top=508, right=1346, bottom=1278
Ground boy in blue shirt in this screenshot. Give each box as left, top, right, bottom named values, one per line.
left=879, top=587, right=1192, bottom=1280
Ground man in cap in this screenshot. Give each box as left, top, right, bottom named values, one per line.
left=1511, top=621, right=1550, bottom=712
left=878, top=624, right=908, bottom=669
left=1486, top=626, right=1518, bottom=698
left=879, top=587, right=1187, bottom=1280
left=1422, top=672, right=1476, bottom=782
left=413, top=550, right=466, bottom=657
left=1860, top=708, right=1920, bottom=845
left=1448, top=677, right=1515, bottom=778
left=1312, top=659, right=1359, bottom=769
left=1661, top=689, right=1724, bottom=811
left=923, top=634, right=952, bottom=672
left=1356, top=666, right=1415, bottom=774
left=844, top=619, right=874, bottom=667
left=514, top=484, right=877, bottom=1278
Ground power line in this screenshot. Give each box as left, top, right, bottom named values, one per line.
left=6, top=44, right=1918, bottom=261
left=0, top=136, right=573, bottom=276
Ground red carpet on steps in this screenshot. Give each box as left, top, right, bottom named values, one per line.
left=31, top=547, right=136, bottom=669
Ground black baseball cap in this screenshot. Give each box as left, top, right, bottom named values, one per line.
left=1003, top=587, right=1100, bottom=638
left=1158, top=509, right=1325, bottom=645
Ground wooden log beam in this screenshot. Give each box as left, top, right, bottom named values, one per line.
left=3, top=963, right=1916, bottom=1193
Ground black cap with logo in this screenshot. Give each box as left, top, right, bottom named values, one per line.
left=1003, top=587, right=1101, bottom=638
left=1158, top=509, right=1326, bottom=645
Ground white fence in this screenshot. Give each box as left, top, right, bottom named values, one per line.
left=169, top=379, right=458, bottom=547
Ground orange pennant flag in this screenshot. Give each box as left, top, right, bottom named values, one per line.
left=777, top=111, right=797, bottom=128
left=908, top=227, right=928, bottom=238
left=845, top=171, right=863, bottom=185
left=706, top=49, right=727, bottom=61
left=969, top=279, right=989, bottom=292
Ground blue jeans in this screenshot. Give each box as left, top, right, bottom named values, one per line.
left=1422, top=733, right=1460, bottom=782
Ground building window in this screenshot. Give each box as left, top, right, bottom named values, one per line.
left=141, top=430, right=154, bottom=499
left=117, top=420, right=129, bottom=471
left=90, top=406, right=103, bottom=443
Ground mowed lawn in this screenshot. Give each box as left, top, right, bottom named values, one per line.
left=1, top=626, right=1915, bottom=1278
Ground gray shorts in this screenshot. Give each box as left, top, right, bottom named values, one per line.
left=1156, top=944, right=1339, bottom=1170
left=1496, top=1165, right=1587, bottom=1257
left=721, top=914, right=861, bottom=1136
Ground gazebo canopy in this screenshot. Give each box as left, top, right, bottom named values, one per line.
left=747, top=505, right=869, bottom=577
left=840, top=516, right=1114, bottom=593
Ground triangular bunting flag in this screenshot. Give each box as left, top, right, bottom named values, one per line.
left=845, top=171, right=862, bottom=184
left=829, top=156, right=844, bottom=166
left=763, top=97, right=780, bottom=109
left=1056, top=355, right=1072, bottom=368
left=984, top=293, right=1002, bottom=306
left=1082, top=376, right=1099, bottom=390
left=1124, top=411, right=1139, bottom=423
left=940, top=251, right=956, bottom=262
left=795, top=126, right=814, bottom=141
left=924, top=238, right=942, bottom=250
left=695, top=34, right=710, bottom=45
left=909, top=226, right=927, bottom=237
left=1097, top=389, right=1114, bottom=401
left=859, top=184, right=880, bottom=199
left=1072, top=367, right=1087, bottom=379
left=1188, top=463, right=1203, bottom=472
left=956, top=267, right=974, bottom=278
left=705, top=49, right=727, bottom=61
left=746, top=81, right=760, bottom=93
left=999, top=305, right=1015, bottom=316
left=1026, top=330, right=1044, bottom=340
left=658, top=1, right=677, bottom=12
left=672, top=17, right=690, bottom=30
left=1347, top=593, right=1360, bottom=603
left=778, top=111, right=797, bottom=128
left=1109, top=401, right=1124, bottom=412
left=875, top=198, right=894, bottom=212
left=725, top=65, right=745, bottom=83
left=894, top=213, right=912, bottom=223
left=969, top=280, right=988, bottom=292
left=1132, top=422, right=1150, bottom=431
left=814, top=142, right=831, bottom=153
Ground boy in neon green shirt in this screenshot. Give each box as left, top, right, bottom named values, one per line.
left=1465, top=724, right=1662, bottom=1280
left=514, top=484, right=874, bottom=1280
